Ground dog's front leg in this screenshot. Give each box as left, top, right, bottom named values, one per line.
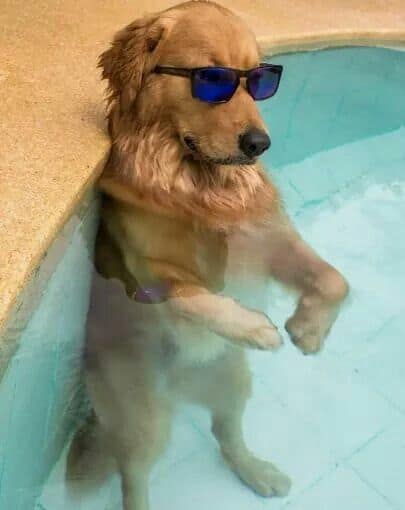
left=168, top=283, right=283, bottom=351
left=266, top=213, right=349, bottom=354
left=119, top=466, right=149, bottom=510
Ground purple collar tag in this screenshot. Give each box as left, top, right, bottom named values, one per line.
left=133, top=281, right=171, bottom=304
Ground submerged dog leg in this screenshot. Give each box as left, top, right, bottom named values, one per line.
left=111, top=399, right=172, bottom=510
left=207, top=351, right=291, bottom=497
left=213, top=413, right=291, bottom=497
left=180, top=350, right=292, bottom=497
left=118, top=461, right=150, bottom=510
left=266, top=214, right=349, bottom=354
left=168, top=283, right=282, bottom=351
left=84, top=353, right=173, bottom=510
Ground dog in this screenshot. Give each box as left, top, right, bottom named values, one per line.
left=67, top=2, right=349, bottom=509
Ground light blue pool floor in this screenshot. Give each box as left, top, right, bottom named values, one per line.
left=39, top=127, right=405, bottom=510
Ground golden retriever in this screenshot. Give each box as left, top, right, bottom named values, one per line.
left=67, top=2, right=349, bottom=509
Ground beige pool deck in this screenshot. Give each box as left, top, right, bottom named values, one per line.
left=1, top=0, right=405, bottom=334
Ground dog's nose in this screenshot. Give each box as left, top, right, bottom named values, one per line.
left=239, top=129, right=271, bottom=158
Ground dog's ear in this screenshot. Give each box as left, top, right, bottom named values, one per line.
left=99, top=14, right=171, bottom=112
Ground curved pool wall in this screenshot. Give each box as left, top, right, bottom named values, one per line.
left=0, top=46, right=404, bottom=509
left=0, top=194, right=99, bottom=510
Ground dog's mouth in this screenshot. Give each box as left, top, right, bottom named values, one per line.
left=182, top=135, right=256, bottom=166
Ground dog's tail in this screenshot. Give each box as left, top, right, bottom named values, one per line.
left=66, top=410, right=115, bottom=496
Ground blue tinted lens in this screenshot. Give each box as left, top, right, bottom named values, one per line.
left=248, top=67, right=280, bottom=100
left=192, top=68, right=238, bottom=103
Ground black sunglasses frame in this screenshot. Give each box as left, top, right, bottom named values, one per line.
left=153, top=63, right=283, bottom=104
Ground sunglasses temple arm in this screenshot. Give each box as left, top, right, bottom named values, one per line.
left=154, top=67, right=192, bottom=78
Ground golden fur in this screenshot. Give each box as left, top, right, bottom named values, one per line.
left=67, top=3, right=349, bottom=510
left=98, top=0, right=277, bottom=229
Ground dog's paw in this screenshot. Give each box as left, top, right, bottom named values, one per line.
left=285, top=298, right=337, bottom=355
left=241, top=312, right=283, bottom=351
left=286, top=270, right=349, bottom=355
left=249, top=324, right=283, bottom=351
left=233, top=456, right=291, bottom=497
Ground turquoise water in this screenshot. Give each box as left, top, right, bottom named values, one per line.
left=0, top=197, right=99, bottom=510
left=37, top=47, right=405, bottom=508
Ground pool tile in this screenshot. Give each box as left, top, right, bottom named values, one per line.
left=284, top=466, right=395, bottom=510
left=284, top=159, right=339, bottom=204
left=243, top=381, right=336, bottom=501
left=273, top=178, right=306, bottom=216
left=151, top=413, right=209, bottom=481
left=180, top=379, right=336, bottom=506
left=250, top=347, right=401, bottom=461
left=325, top=295, right=387, bottom=356
left=151, top=450, right=268, bottom=510
left=341, top=316, right=405, bottom=413
left=349, top=420, right=405, bottom=510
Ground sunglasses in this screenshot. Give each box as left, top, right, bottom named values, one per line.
left=153, top=63, right=283, bottom=104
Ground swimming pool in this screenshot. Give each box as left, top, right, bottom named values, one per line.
left=3, top=46, right=405, bottom=510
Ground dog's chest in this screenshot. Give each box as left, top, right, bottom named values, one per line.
left=179, top=224, right=270, bottom=301
left=185, top=223, right=271, bottom=311
left=223, top=227, right=271, bottom=310
left=117, top=207, right=270, bottom=310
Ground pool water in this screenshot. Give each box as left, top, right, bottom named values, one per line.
left=39, top=47, right=405, bottom=510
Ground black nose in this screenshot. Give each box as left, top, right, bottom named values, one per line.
left=239, top=129, right=271, bottom=158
